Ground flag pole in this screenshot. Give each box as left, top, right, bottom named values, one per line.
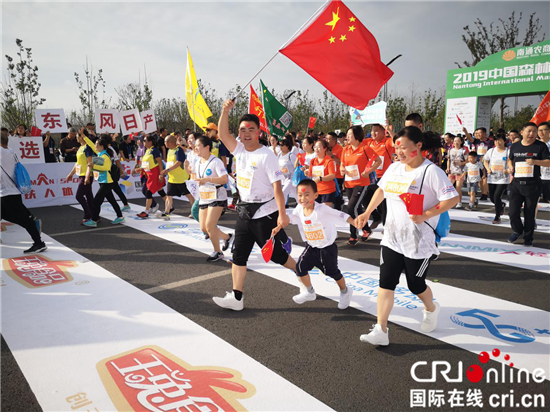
left=231, top=0, right=330, bottom=101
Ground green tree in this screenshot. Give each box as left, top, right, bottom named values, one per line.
left=420, top=89, right=445, bottom=132
left=1, top=39, right=46, bottom=130
left=386, top=95, right=407, bottom=130
left=74, top=57, right=108, bottom=124
left=115, top=73, right=153, bottom=112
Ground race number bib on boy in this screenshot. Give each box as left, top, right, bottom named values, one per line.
left=303, top=222, right=326, bottom=247
left=515, top=162, right=534, bottom=178
left=468, top=169, right=480, bottom=177
left=345, top=165, right=360, bottom=181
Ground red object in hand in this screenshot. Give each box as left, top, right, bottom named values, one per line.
left=456, top=114, right=463, bottom=125
left=308, top=117, right=317, bottom=129
left=30, top=126, right=42, bottom=136
left=261, top=237, right=274, bottom=263
left=296, top=152, right=306, bottom=166
left=399, top=193, right=424, bottom=215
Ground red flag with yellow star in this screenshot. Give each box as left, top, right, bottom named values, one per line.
left=279, top=0, right=393, bottom=110
left=248, top=85, right=269, bottom=134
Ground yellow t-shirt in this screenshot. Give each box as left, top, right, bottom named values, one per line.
left=75, top=145, right=93, bottom=176
left=167, top=147, right=189, bottom=184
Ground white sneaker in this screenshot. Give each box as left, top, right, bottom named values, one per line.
left=360, top=324, right=389, bottom=346
left=292, top=289, right=316, bottom=304
left=420, top=301, right=441, bottom=333
left=337, top=286, right=354, bottom=310
left=151, top=204, right=159, bottom=214
left=212, top=291, right=243, bottom=311
left=155, top=210, right=163, bottom=218
left=456, top=202, right=462, bottom=209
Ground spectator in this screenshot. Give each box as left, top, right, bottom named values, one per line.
left=14, top=124, right=27, bottom=138
left=119, top=134, right=133, bottom=161
left=156, top=127, right=169, bottom=160
left=60, top=127, right=80, bottom=162
left=42, top=131, right=57, bottom=163
left=537, top=122, right=550, bottom=203
left=0, top=129, right=46, bottom=253
left=86, top=123, right=97, bottom=139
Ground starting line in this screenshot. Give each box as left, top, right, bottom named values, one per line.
left=71, top=203, right=550, bottom=380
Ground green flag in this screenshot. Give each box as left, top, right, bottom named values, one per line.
left=260, top=79, right=293, bottom=138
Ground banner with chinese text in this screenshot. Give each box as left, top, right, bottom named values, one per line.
left=95, top=109, right=120, bottom=134
left=34, top=109, right=68, bottom=133
left=140, top=109, right=157, bottom=134
left=119, top=109, right=142, bottom=135
left=7, top=136, right=45, bottom=164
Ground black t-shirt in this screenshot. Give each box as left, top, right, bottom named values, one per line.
left=119, top=141, right=132, bottom=160
left=509, top=140, right=550, bottom=182
left=42, top=134, right=57, bottom=163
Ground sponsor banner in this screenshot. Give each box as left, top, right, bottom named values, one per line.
left=8, top=136, right=45, bottom=164
left=77, top=203, right=550, bottom=379
left=1, top=224, right=332, bottom=412
left=448, top=208, right=550, bottom=233
left=349, top=101, right=387, bottom=126
left=21, top=162, right=145, bottom=208
left=445, top=97, right=477, bottom=135
left=34, top=109, right=68, bottom=133
left=95, top=109, right=120, bottom=134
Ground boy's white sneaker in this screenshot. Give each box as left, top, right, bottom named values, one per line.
left=292, top=289, right=316, bottom=304
left=421, top=301, right=441, bottom=333
left=360, top=324, right=389, bottom=346
left=337, top=287, right=354, bottom=310
left=212, top=291, right=244, bottom=311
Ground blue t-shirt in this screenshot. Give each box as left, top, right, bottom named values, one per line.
left=175, top=147, right=186, bottom=162
left=151, top=148, right=161, bottom=159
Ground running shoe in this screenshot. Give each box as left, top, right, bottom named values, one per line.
left=282, top=237, right=293, bottom=254
left=169, top=207, right=175, bottom=214
left=204, top=233, right=210, bottom=240
left=34, top=218, right=42, bottom=235
left=161, top=212, right=170, bottom=221
left=360, top=324, right=389, bottom=346
left=227, top=204, right=236, bottom=210
left=347, top=238, right=358, bottom=246
left=370, top=219, right=382, bottom=231
left=361, top=230, right=371, bottom=242
left=136, top=212, right=149, bottom=219
left=455, top=202, right=462, bottom=209
left=121, top=205, right=131, bottom=212
left=80, top=219, right=90, bottom=226
left=507, top=232, right=522, bottom=244
left=292, top=289, right=316, bottom=304
left=480, top=194, right=488, bottom=201
left=501, top=202, right=506, bottom=212
left=523, top=239, right=533, bottom=247
left=492, top=217, right=501, bottom=224
left=207, top=251, right=224, bottom=262
left=212, top=291, right=244, bottom=311
left=337, top=286, right=354, bottom=310
left=465, top=204, right=473, bottom=211
left=151, top=204, right=159, bottom=214
left=420, top=301, right=441, bottom=333
left=474, top=199, right=479, bottom=207
left=24, top=242, right=47, bottom=254
left=111, top=217, right=125, bottom=225
left=222, top=233, right=233, bottom=252
left=83, top=220, right=98, bottom=228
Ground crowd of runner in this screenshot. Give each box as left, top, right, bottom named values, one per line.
left=2, top=107, right=549, bottom=345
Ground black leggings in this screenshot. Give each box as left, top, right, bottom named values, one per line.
left=145, top=189, right=166, bottom=199
left=92, top=183, right=122, bottom=221
left=364, top=184, right=386, bottom=224
left=488, top=184, right=507, bottom=218
left=76, top=176, right=94, bottom=219
left=141, top=175, right=157, bottom=208
left=111, top=180, right=128, bottom=205
left=1, top=194, right=42, bottom=244
left=346, top=186, right=369, bottom=238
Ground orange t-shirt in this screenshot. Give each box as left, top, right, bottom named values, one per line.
left=330, top=143, right=344, bottom=178
left=341, top=141, right=378, bottom=188
left=364, top=137, right=394, bottom=178
left=309, top=156, right=336, bottom=194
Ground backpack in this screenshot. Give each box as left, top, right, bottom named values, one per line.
left=107, top=147, right=121, bottom=181
left=419, top=163, right=451, bottom=244
left=1, top=152, right=32, bottom=194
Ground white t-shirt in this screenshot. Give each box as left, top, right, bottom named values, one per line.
left=463, top=162, right=483, bottom=183
left=278, top=152, right=295, bottom=181
left=196, top=154, right=228, bottom=205
left=186, top=151, right=198, bottom=179
left=288, top=202, right=350, bottom=249
left=108, top=146, right=120, bottom=162
left=304, top=152, right=316, bottom=167
left=0, top=147, right=20, bottom=197
left=378, top=159, right=458, bottom=259
left=485, top=147, right=510, bottom=184
left=448, top=148, right=468, bottom=175
left=232, top=141, right=283, bottom=219
left=542, top=141, right=550, bottom=181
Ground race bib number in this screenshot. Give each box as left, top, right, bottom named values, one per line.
left=383, top=173, right=414, bottom=199
left=199, top=185, right=217, bottom=200
left=491, top=162, right=505, bottom=172
left=303, top=222, right=326, bottom=247
left=311, top=166, right=324, bottom=177
left=237, top=170, right=253, bottom=194
left=515, top=162, right=534, bottom=178
left=190, top=172, right=198, bottom=180
left=75, top=164, right=82, bottom=175
left=93, top=171, right=99, bottom=180
left=478, top=145, right=487, bottom=155
left=142, top=161, right=150, bottom=172
left=377, top=156, right=384, bottom=170
left=345, top=165, right=360, bottom=181
left=166, top=161, right=174, bottom=169
left=468, top=169, right=480, bottom=177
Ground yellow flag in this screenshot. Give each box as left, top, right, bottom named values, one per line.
left=185, top=49, right=213, bottom=131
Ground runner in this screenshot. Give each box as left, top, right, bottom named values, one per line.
left=106, top=134, right=131, bottom=212
left=326, top=132, right=345, bottom=210
left=446, top=136, right=468, bottom=208
left=465, top=127, right=493, bottom=201
left=306, top=139, right=336, bottom=207
left=65, top=127, right=94, bottom=224
left=135, top=135, right=167, bottom=219
left=356, top=126, right=459, bottom=346
left=295, top=136, right=316, bottom=170
left=195, top=136, right=232, bottom=261
left=212, top=99, right=296, bottom=311
left=269, top=135, right=281, bottom=156
left=84, top=137, right=125, bottom=227
left=507, top=122, right=550, bottom=247
left=537, top=121, right=550, bottom=203
left=271, top=179, right=356, bottom=308
left=340, top=126, right=381, bottom=245
left=484, top=135, right=511, bottom=224
left=158, top=135, right=195, bottom=220
left=277, top=137, right=296, bottom=206
left=133, top=134, right=158, bottom=213
left=461, top=152, right=483, bottom=211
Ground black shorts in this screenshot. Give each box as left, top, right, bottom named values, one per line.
left=167, top=182, right=190, bottom=197
left=316, top=191, right=336, bottom=204
left=379, top=246, right=436, bottom=295
left=232, top=211, right=289, bottom=267
left=199, top=200, right=227, bottom=209
left=296, top=243, right=342, bottom=281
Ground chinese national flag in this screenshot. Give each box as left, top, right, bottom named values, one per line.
left=399, top=193, right=424, bottom=216
left=249, top=85, right=269, bottom=134
left=279, top=0, right=393, bottom=110
left=308, top=117, right=317, bottom=129
left=261, top=237, right=274, bottom=263
left=530, top=90, right=550, bottom=124
left=296, top=152, right=306, bottom=166
left=30, top=127, right=42, bottom=136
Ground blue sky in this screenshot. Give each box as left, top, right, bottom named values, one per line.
left=2, top=1, right=549, bottom=113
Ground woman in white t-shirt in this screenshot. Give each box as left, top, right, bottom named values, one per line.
left=446, top=136, right=469, bottom=208
left=483, top=134, right=511, bottom=224
left=295, top=136, right=316, bottom=170
left=356, top=126, right=459, bottom=346
left=195, top=137, right=232, bottom=262
left=278, top=137, right=296, bottom=204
